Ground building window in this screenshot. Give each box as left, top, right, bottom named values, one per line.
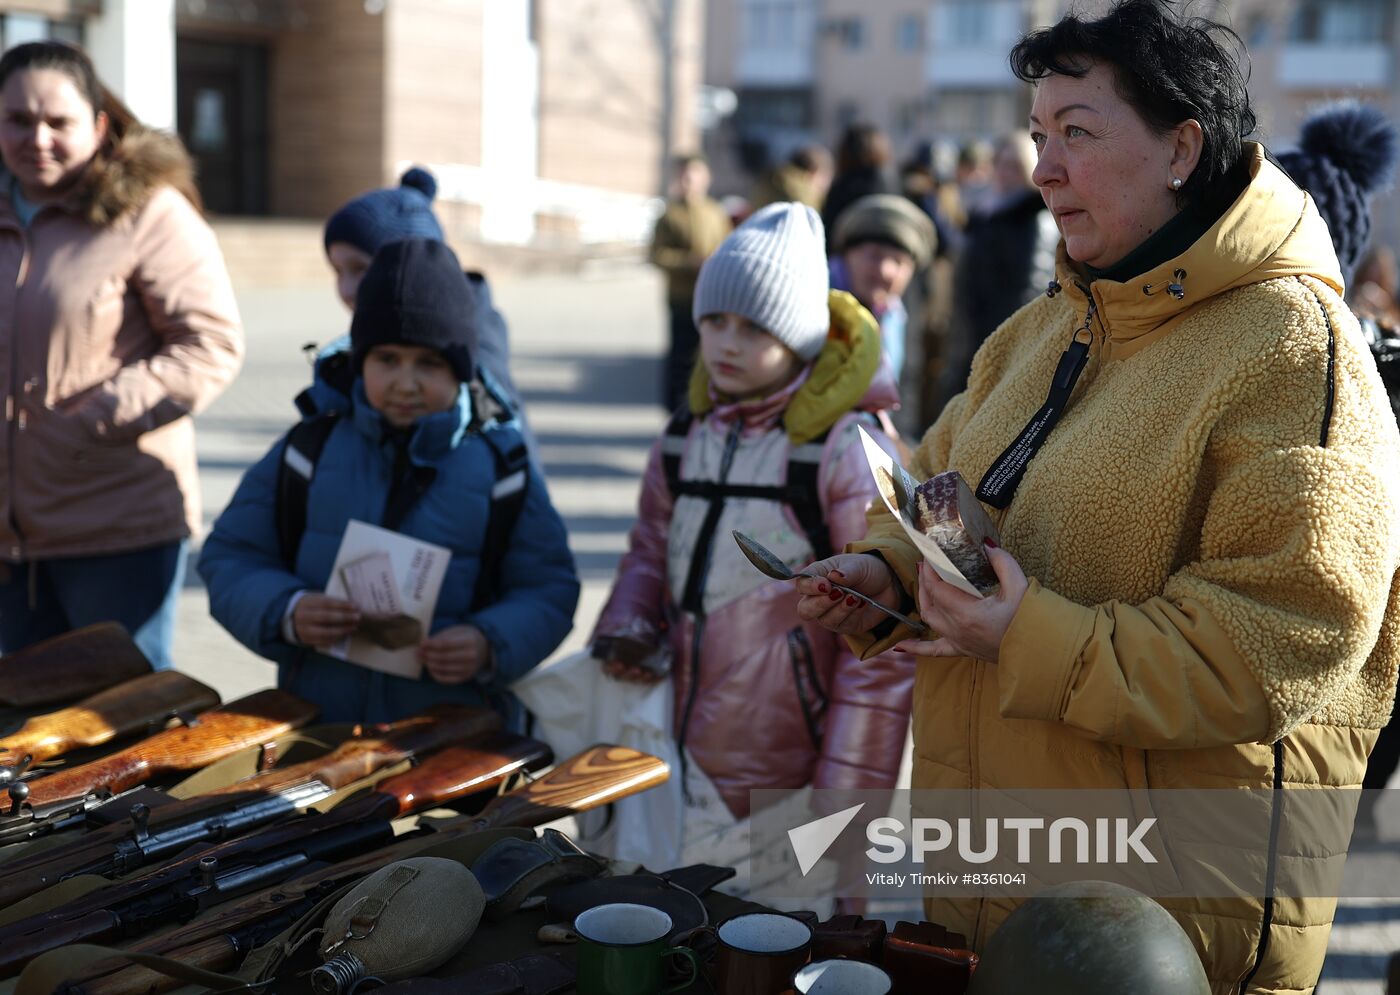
left=0, top=13, right=85, bottom=49
left=48, top=19, right=84, bottom=46
left=1288, top=0, right=1389, bottom=43
left=896, top=13, right=924, bottom=52
left=772, top=2, right=796, bottom=47
left=831, top=16, right=864, bottom=50
left=1244, top=11, right=1271, bottom=47
left=737, top=87, right=814, bottom=131
left=894, top=97, right=925, bottom=135
left=946, top=0, right=991, bottom=45
left=744, top=0, right=810, bottom=52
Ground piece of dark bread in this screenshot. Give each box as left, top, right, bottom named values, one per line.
left=913, top=471, right=1001, bottom=594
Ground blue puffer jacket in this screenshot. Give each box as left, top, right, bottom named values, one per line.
left=199, top=379, right=578, bottom=725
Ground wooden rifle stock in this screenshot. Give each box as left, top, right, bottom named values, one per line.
left=201, top=704, right=502, bottom=800
left=0, top=623, right=151, bottom=708
left=0, top=672, right=220, bottom=771
left=16, top=690, right=318, bottom=814
left=60, top=745, right=668, bottom=995
left=369, top=732, right=555, bottom=816
left=470, top=743, right=670, bottom=829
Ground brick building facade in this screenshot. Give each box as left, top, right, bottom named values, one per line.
left=0, top=0, right=705, bottom=253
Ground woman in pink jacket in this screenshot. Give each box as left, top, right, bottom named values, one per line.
left=0, top=42, right=243, bottom=670
left=593, top=204, right=914, bottom=883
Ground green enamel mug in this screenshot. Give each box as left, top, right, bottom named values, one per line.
left=574, top=903, right=701, bottom=995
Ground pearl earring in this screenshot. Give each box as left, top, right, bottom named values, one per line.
left=1170, top=176, right=1184, bottom=190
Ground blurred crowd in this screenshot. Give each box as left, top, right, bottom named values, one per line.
left=651, top=118, right=1400, bottom=437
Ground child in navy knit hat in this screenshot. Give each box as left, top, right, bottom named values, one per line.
left=201, top=239, right=578, bottom=726
left=325, top=167, right=444, bottom=308
left=311, top=167, right=536, bottom=463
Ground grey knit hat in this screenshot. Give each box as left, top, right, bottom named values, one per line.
left=693, top=202, right=831, bottom=361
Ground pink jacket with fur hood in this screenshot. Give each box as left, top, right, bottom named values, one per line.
left=0, top=129, right=244, bottom=561
left=594, top=291, right=915, bottom=819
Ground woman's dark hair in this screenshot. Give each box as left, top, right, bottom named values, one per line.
left=0, top=41, right=203, bottom=217
left=836, top=123, right=891, bottom=175
left=1009, top=0, right=1255, bottom=207
left=0, top=41, right=138, bottom=148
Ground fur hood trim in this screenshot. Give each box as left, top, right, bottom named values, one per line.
left=79, top=127, right=200, bottom=227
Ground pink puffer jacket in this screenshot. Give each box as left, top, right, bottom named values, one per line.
left=594, top=293, right=915, bottom=818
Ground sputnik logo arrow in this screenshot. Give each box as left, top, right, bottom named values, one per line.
left=788, top=803, right=866, bottom=876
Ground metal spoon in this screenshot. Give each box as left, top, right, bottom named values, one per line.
left=732, top=530, right=928, bottom=635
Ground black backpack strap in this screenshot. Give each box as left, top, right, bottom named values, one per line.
left=275, top=412, right=341, bottom=568
left=472, top=427, right=532, bottom=611
left=785, top=429, right=833, bottom=562
left=660, top=407, right=693, bottom=498
left=664, top=408, right=867, bottom=567
left=381, top=462, right=439, bottom=534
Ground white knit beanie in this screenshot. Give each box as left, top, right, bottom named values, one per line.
left=692, top=202, right=831, bottom=361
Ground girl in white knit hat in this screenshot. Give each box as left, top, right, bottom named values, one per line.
left=586, top=202, right=915, bottom=900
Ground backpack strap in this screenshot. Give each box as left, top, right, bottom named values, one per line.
left=663, top=408, right=871, bottom=588
left=782, top=410, right=882, bottom=562
left=472, top=425, right=532, bottom=612
left=276, top=412, right=341, bottom=568
left=381, top=432, right=439, bottom=536
left=785, top=428, right=834, bottom=562
left=660, top=406, right=693, bottom=498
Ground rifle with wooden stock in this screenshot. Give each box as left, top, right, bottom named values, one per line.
left=0, top=705, right=508, bottom=904
left=0, top=729, right=554, bottom=978
left=0, top=622, right=151, bottom=709
left=48, top=745, right=670, bottom=995
left=0, top=672, right=221, bottom=786
left=0, top=690, right=318, bottom=845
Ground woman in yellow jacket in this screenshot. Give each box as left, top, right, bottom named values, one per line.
left=797, top=2, right=1400, bottom=992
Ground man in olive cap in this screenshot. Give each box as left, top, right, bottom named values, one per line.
left=831, top=194, right=936, bottom=379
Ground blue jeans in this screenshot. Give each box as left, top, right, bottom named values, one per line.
left=0, top=541, right=188, bottom=671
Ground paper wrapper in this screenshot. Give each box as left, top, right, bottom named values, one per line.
left=324, top=521, right=450, bottom=679
left=858, top=427, right=999, bottom=598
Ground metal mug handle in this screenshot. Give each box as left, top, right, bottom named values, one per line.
left=660, top=945, right=701, bottom=994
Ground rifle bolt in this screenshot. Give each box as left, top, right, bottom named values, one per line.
left=197, top=856, right=219, bottom=888
left=129, top=802, right=151, bottom=840
left=7, top=780, right=28, bottom=814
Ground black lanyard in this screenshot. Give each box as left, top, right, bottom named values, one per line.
left=976, top=296, right=1097, bottom=510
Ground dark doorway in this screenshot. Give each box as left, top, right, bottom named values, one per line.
left=176, top=37, right=268, bottom=215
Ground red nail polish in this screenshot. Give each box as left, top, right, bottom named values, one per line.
left=894, top=647, right=908, bottom=654
left=846, top=596, right=857, bottom=607
left=818, top=583, right=828, bottom=593
left=984, top=537, right=999, bottom=549
left=829, top=590, right=843, bottom=601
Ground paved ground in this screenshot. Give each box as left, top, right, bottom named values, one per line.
left=175, top=263, right=1400, bottom=993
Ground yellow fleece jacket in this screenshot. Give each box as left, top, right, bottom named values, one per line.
left=850, top=144, right=1400, bottom=994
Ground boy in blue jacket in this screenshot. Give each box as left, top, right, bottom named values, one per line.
left=200, top=239, right=578, bottom=724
